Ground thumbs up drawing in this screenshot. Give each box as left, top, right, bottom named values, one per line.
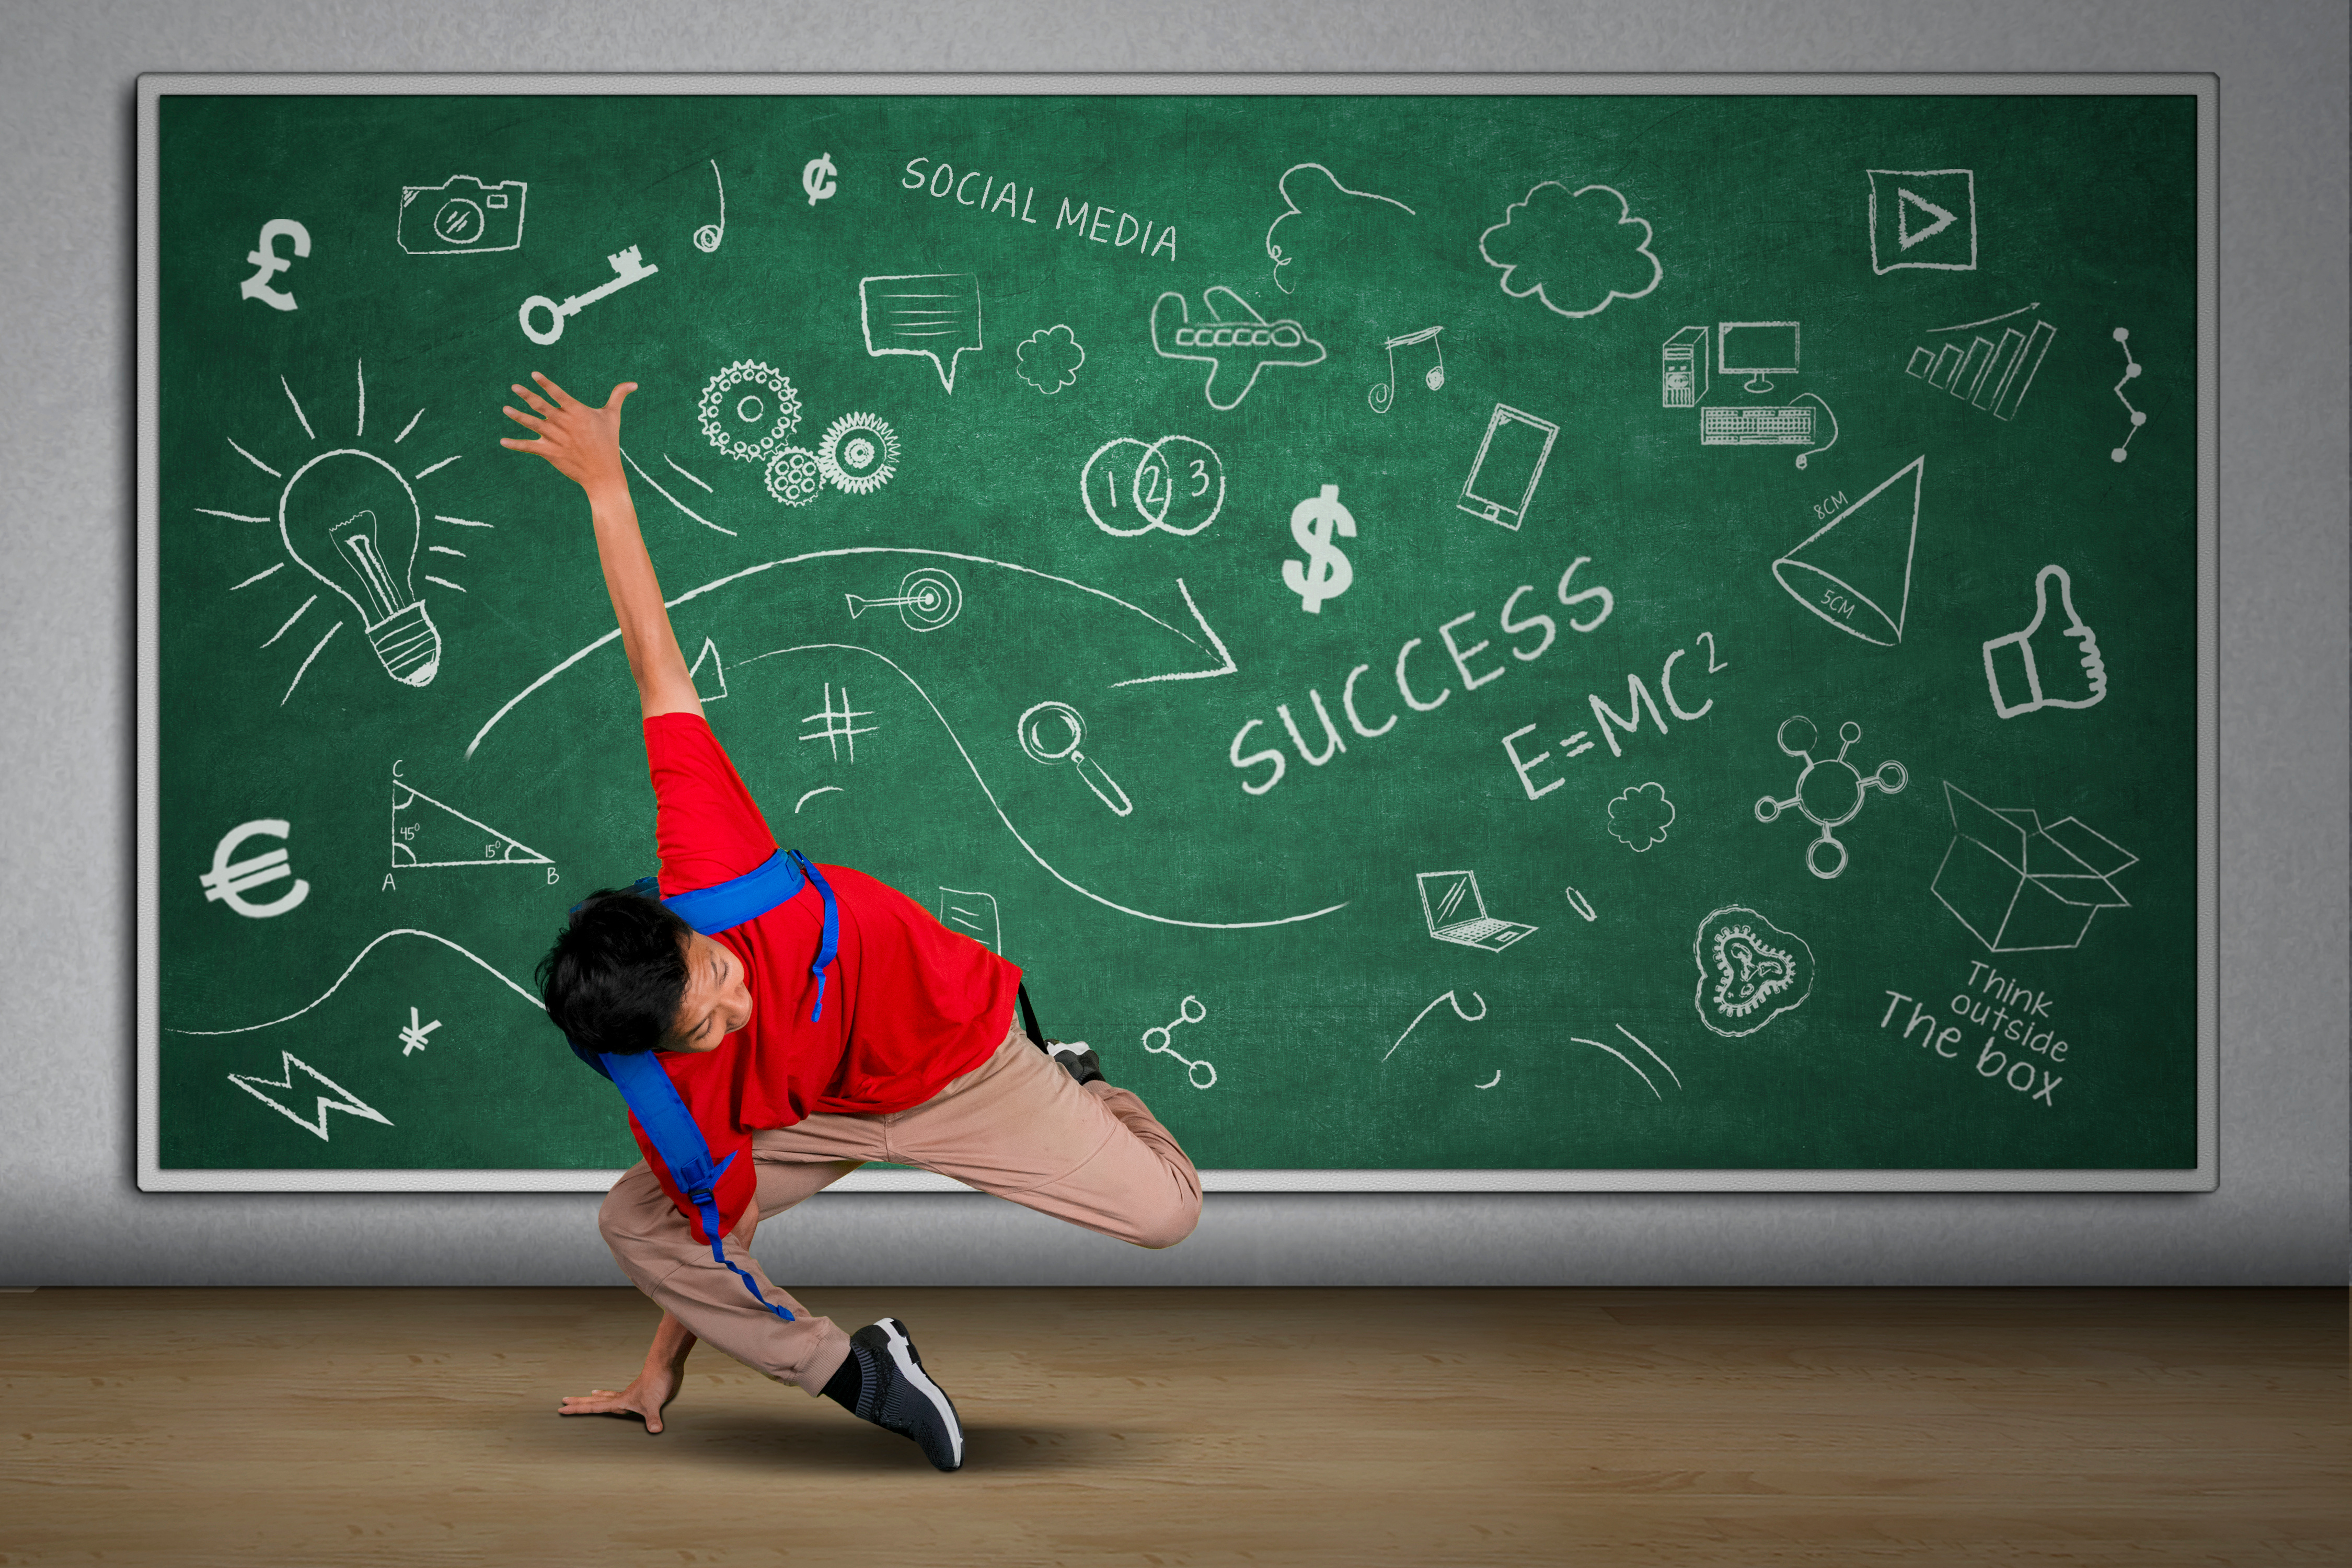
left=1982, top=564, right=2108, bottom=719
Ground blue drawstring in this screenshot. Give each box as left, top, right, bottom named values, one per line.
left=789, top=852, right=840, bottom=1021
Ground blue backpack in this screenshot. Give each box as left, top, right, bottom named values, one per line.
left=569, top=849, right=838, bottom=1324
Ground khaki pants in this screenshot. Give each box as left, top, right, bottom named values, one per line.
left=597, top=1023, right=1203, bottom=1393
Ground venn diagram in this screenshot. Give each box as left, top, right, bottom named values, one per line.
left=1080, top=435, right=1226, bottom=537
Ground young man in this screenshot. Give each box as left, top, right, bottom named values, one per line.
left=501, top=372, right=1202, bottom=1471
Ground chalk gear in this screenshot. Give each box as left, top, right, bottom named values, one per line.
left=822, top=1318, right=964, bottom=1471
left=1018, top=983, right=1105, bottom=1087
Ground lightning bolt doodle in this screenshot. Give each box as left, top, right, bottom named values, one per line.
left=227, top=1053, right=394, bottom=1141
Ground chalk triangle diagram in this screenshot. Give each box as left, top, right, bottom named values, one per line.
left=1897, top=188, right=1957, bottom=250
left=689, top=636, right=728, bottom=702
left=391, top=778, right=552, bottom=868
left=1771, top=455, right=1923, bottom=647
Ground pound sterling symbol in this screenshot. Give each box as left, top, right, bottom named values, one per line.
left=199, top=818, right=312, bottom=919
left=1282, top=483, right=1357, bottom=614
left=239, top=218, right=311, bottom=312
left=802, top=152, right=838, bottom=206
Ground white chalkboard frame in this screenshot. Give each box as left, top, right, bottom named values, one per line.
left=137, top=71, right=2218, bottom=1195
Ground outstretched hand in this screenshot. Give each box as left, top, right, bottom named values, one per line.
left=557, top=1360, right=685, bottom=1434
left=500, top=372, right=636, bottom=496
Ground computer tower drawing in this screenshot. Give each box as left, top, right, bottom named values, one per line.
left=1661, top=326, right=1708, bottom=408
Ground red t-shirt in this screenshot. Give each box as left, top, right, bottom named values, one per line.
left=630, top=712, right=1018, bottom=1237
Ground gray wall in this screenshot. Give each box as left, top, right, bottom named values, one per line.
left=3, top=0, right=2343, bottom=1287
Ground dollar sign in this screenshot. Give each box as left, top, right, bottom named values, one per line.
left=238, top=218, right=310, bottom=313
left=1282, top=484, right=1357, bottom=614
left=802, top=152, right=838, bottom=206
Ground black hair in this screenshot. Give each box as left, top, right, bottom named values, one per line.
left=537, top=886, right=694, bottom=1056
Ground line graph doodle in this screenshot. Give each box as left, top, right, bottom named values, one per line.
left=2110, top=328, right=2147, bottom=462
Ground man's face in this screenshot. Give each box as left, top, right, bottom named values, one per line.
left=664, top=931, right=753, bottom=1053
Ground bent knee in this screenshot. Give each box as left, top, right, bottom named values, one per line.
left=1128, top=1188, right=1202, bottom=1251
left=598, top=1166, right=671, bottom=1248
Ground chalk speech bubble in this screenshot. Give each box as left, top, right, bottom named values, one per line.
left=860, top=273, right=983, bottom=394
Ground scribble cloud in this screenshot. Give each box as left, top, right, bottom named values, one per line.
left=1607, top=780, right=1676, bottom=852
left=1480, top=182, right=1663, bottom=319
left=1016, top=323, right=1085, bottom=395
left=1264, top=163, right=1416, bottom=296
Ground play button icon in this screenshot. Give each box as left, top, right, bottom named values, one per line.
left=1868, top=168, right=1978, bottom=273
left=1897, top=188, right=1957, bottom=249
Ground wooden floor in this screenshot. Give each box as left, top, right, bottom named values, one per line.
left=0, top=1288, right=2343, bottom=1567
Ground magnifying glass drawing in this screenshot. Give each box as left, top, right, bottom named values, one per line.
left=1017, top=701, right=1133, bottom=817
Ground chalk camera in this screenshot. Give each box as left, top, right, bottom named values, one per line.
left=398, top=176, right=527, bottom=255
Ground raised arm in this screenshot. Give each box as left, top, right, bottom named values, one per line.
left=500, top=372, right=702, bottom=721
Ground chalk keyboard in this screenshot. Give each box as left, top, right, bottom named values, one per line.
left=1701, top=404, right=1816, bottom=445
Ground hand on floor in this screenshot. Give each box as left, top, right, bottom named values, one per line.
left=557, top=1359, right=684, bottom=1434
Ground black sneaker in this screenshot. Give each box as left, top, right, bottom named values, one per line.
left=1045, top=1041, right=1105, bottom=1086
left=849, top=1318, right=964, bottom=1471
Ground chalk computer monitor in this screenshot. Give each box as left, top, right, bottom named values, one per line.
left=1718, top=320, right=1800, bottom=394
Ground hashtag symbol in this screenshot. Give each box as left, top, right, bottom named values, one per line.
left=800, top=682, right=878, bottom=762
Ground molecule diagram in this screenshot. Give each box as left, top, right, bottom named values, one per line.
left=1753, top=716, right=1907, bottom=880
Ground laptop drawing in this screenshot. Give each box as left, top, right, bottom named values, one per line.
left=1416, top=870, right=1536, bottom=952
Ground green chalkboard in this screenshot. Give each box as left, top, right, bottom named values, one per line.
left=139, top=78, right=2214, bottom=1192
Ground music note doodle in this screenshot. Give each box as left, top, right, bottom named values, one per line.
left=693, top=161, right=725, bottom=252
left=1368, top=325, right=1446, bottom=413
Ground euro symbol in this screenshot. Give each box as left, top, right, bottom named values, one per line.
left=238, top=219, right=310, bottom=313
left=802, top=152, right=838, bottom=206
left=199, top=818, right=312, bottom=919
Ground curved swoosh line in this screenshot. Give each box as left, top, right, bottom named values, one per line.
left=466, top=547, right=1209, bottom=758
left=167, top=929, right=543, bottom=1036
left=750, top=641, right=1346, bottom=931
left=1383, top=988, right=1486, bottom=1062
left=621, top=445, right=736, bottom=536
left=1572, top=1035, right=1661, bottom=1099
left=1615, top=1023, right=1681, bottom=1089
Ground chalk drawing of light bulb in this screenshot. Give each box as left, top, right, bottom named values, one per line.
left=278, top=449, right=441, bottom=687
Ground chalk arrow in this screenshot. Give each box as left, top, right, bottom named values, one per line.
left=228, top=1052, right=393, bottom=1141
left=469, top=550, right=1240, bottom=757
left=1109, top=578, right=1236, bottom=688
left=1897, top=188, right=1958, bottom=250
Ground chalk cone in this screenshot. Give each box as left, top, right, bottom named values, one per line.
left=1771, top=455, right=1924, bottom=647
